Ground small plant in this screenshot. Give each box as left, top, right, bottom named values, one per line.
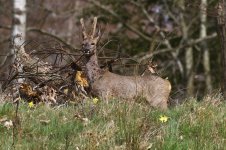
left=159, top=115, right=169, bottom=123
left=28, top=101, right=34, bottom=108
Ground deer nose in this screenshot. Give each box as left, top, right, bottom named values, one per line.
left=83, top=48, right=91, bottom=54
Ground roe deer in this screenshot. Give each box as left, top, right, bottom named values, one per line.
left=80, top=17, right=171, bottom=109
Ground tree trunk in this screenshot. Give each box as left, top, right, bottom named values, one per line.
left=12, top=0, right=27, bottom=45
left=180, top=16, right=194, bottom=96
left=11, top=0, right=27, bottom=84
left=200, top=0, right=212, bottom=92
left=0, top=0, right=27, bottom=90
left=185, top=47, right=194, bottom=96
left=217, top=0, right=226, bottom=99
left=178, top=0, right=194, bottom=96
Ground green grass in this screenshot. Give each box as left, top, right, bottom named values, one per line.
left=0, top=94, right=226, bottom=150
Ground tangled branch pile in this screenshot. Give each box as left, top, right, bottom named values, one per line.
left=2, top=40, right=89, bottom=105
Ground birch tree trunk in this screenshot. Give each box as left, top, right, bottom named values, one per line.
left=0, top=0, right=27, bottom=90
left=12, top=0, right=27, bottom=84
left=12, top=0, right=27, bottom=45
left=200, top=0, right=212, bottom=93
left=9, top=0, right=27, bottom=64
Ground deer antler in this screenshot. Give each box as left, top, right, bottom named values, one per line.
left=80, top=18, right=88, bottom=39
left=91, top=17, right=98, bottom=39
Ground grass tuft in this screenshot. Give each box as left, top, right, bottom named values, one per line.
left=0, top=94, right=226, bottom=149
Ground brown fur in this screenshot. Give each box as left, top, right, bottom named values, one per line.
left=92, top=71, right=171, bottom=109
left=80, top=17, right=171, bottom=109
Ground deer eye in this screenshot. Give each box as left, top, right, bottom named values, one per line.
left=91, top=43, right=95, bottom=45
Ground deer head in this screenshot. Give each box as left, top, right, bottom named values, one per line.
left=80, top=17, right=101, bottom=56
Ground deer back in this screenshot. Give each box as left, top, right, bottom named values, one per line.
left=91, top=71, right=171, bottom=109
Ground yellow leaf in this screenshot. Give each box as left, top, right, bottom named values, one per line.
left=81, top=78, right=89, bottom=87
left=75, top=71, right=89, bottom=87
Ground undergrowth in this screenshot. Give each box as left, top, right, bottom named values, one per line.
left=0, top=93, right=226, bottom=150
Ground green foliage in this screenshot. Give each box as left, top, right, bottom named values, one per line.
left=0, top=94, right=225, bottom=149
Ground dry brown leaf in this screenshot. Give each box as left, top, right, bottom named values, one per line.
left=19, top=83, right=39, bottom=98
left=40, top=86, right=57, bottom=104
left=147, top=62, right=157, bottom=74
left=40, top=119, right=51, bottom=125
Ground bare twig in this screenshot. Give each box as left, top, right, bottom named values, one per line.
left=136, top=33, right=217, bottom=62
left=27, top=28, right=79, bottom=52
left=88, top=0, right=153, bottom=42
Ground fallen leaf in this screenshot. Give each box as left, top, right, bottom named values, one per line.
left=4, top=120, right=13, bottom=129
left=75, top=71, right=89, bottom=87
left=63, top=88, right=69, bottom=95
left=40, top=119, right=50, bottom=125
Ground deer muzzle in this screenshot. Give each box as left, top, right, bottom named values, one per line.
left=83, top=48, right=91, bottom=55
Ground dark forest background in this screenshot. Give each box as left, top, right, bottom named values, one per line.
left=0, top=0, right=222, bottom=104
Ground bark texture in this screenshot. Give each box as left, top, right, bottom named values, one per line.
left=201, top=0, right=212, bottom=92
left=0, top=0, right=27, bottom=90
left=217, top=0, right=226, bottom=99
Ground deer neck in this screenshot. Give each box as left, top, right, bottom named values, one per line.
left=85, top=54, right=103, bottom=84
